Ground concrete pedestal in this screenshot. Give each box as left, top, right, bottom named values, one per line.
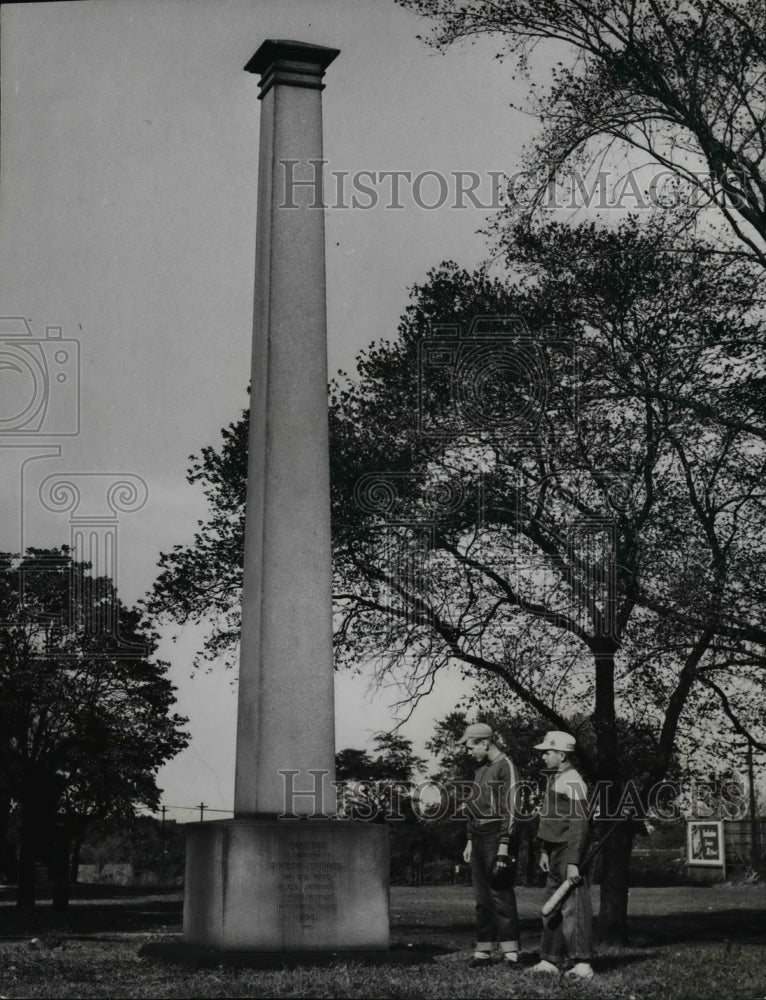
left=183, top=820, right=389, bottom=952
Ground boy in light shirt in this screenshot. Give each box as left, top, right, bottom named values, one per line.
left=531, top=731, right=595, bottom=980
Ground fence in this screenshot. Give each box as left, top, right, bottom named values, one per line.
left=723, top=819, right=766, bottom=870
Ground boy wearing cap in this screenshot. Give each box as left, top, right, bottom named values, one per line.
left=457, top=722, right=521, bottom=969
left=531, top=730, right=594, bottom=979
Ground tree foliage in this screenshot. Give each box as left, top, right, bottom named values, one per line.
left=335, top=732, right=425, bottom=821
left=396, top=0, right=766, bottom=443
left=329, top=219, right=766, bottom=940
left=147, top=216, right=766, bottom=940
left=332, top=220, right=766, bottom=762
left=0, top=548, right=189, bottom=906
left=146, top=412, right=248, bottom=669
left=336, top=732, right=426, bottom=782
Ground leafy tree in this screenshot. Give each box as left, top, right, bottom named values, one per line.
left=147, top=217, right=766, bottom=941
left=335, top=747, right=377, bottom=781
left=398, top=0, right=766, bottom=443
left=334, top=734, right=432, bottom=880
left=369, top=732, right=427, bottom=781
left=335, top=733, right=425, bottom=819
left=329, top=220, right=766, bottom=940
left=0, top=548, right=189, bottom=907
left=399, top=0, right=766, bottom=267
left=147, top=412, right=248, bottom=670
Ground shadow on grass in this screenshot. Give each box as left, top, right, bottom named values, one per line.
left=139, top=941, right=454, bottom=969
left=627, top=909, right=765, bottom=946
left=595, top=952, right=655, bottom=972
left=0, top=887, right=763, bottom=951
left=0, top=887, right=183, bottom=938
left=394, top=916, right=543, bottom=935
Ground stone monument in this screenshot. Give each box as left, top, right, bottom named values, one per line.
left=181, top=40, right=390, bottom=955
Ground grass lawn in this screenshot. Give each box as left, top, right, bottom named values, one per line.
left=0, top=884, right=764, bottom=998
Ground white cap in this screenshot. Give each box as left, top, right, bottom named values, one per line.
left=534, top=730, right=576, bottom=753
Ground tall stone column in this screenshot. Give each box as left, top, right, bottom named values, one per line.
left=235, top=40, right=338, bottom=818
left=178, top=40, right=390, bottom=958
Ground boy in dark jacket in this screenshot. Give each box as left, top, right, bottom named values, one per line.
left=458, top=722, right=521, bottom=968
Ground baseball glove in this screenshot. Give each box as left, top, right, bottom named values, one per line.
left=489, top=853, right=516, bottom=890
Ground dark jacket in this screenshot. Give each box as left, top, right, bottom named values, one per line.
left=466, top=752, right=519, bottom=846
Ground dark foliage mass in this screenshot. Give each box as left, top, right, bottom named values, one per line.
left=0, top=548, right=188, bottom=907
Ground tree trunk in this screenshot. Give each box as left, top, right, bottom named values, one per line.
left=70, top=834, right=84, bottom=883
left=596, top=820, right=634, bottom=944
left=590, top=642, right=630, bottom=943
left=51, top=825, right=71, bottom=910
left=523, top=821, right=538, bottom=886
left=16, top=799, right=36, bottom=909
left=0, top=795, right=15, bottom=883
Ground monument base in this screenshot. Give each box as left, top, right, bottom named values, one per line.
left=183, top=819, right=389, bottom=952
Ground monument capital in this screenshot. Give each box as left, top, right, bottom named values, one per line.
left=245, top=40, right=340, bottom=99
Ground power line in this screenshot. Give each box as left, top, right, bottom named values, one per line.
left=151, top=804, right=233, bottom=814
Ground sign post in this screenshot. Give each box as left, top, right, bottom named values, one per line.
left=687, top=820, right=726, bottom=880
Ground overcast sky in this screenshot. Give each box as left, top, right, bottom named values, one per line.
left=0, top=0, right=582, bottom=820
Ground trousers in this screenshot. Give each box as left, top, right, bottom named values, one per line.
left=471, top=827, right=519, bottom=952
left=540, top=842, right=593, bottom=963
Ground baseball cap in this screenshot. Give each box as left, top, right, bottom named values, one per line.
left=457, top=722, right=493, bottom=745
left=534, top=731, right=576, bottom=753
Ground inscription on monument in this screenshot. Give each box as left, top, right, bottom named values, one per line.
left=270, top=840, right=341, bottom=924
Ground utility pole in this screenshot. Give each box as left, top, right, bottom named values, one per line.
left=198, top=802, right=206, bottom=823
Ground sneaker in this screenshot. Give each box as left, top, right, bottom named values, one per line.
left=530, top=959, right=559, bottom=974
left=469, top=953, right=492, bottom=968
left=566, top=962, right=595, bottom=979
left=502, top=952, right=521, bottom=968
